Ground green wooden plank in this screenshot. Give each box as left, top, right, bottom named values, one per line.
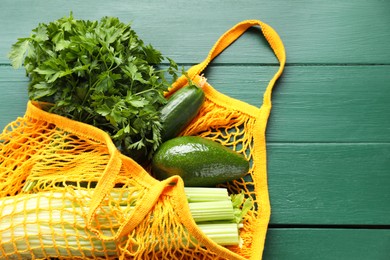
left=2, top=65, right=389, bottom=142
left=263, top=228, right=390, bottom=260
left=267, top=143, right=390, bottom=225
left=1, top=0, right=390, bottom=65
left=0, top=66, right=26, bottom=82
left=0, top=67, right=28, bottom=129
left=205, top=64, right=390, bottom=143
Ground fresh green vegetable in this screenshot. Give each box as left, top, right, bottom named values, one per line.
left=8, top=13, right=178, bottom=161
left=160, top=78, right=205, bottom=141
left=152, top=136, right=250, bottom=186
left=0, top=187, right=253, bottom=258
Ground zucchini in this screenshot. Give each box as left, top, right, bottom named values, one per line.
left=152, top=136, right=250, bottom=187
left=160, top=83, right=205, bottom=141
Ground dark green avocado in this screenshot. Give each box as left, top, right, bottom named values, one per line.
left=151, top=136, right=249, bottom=186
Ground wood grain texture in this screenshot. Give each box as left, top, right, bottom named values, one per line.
left=204, top=65, right=390, bottom=143
left=263, top=228, right=390, bottom=260
left=0, top=0, right=389, bottom=257
left=0, top=67, right=28, bottom=128
left=267, top=143, right=390, bottom=225
left=1, top=0, right=390, bottom=64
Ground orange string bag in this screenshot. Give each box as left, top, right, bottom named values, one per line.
left=0, top=20, right=285, bottom=259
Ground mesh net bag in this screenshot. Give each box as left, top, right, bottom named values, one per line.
left=0, top=20, right=285, bottom=259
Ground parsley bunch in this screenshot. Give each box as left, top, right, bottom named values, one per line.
left=8, top=14, right=178, bottom=162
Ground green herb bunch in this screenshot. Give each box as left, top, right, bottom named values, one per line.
left=8, top=14, right=178, bottom=162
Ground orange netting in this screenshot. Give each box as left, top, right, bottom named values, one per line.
left=0, top=19, right=285, bottom=259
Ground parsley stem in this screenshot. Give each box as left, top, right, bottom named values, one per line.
left=135, top=88, right=158, bottom=96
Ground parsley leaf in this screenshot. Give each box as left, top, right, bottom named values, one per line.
left=8, top=38, right=30, bottom=68
left=8, top=13, right=178, bottom=163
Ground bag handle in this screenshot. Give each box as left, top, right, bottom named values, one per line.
left=172, top=19, right=286, bottom=108
left=87, top=20, right=286, bottom=241
left=88, top=174, right=180, bottom=241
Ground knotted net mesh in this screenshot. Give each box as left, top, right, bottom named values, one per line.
left=0, top=92, right=266, bottom=259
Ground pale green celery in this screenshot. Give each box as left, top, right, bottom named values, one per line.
left=188, top=200, right=235, bottom=223
left=21, top=180, right=38, bottom=193
left=196, top=223, right=241, bottom=246
left=184, top=187, right=230, bottom=202
left=230, top=191, right=254, bottom=224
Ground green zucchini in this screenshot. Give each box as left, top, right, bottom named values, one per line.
left=152, top=136, right=250, bottom=187
left=160, top=83, right=205, bottom=142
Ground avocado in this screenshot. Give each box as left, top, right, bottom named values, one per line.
left=151, top=136, right=249, bottom=186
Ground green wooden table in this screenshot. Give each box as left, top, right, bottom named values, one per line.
left=1, top=1, right=389, bottom=259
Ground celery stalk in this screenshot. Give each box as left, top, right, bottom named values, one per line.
left=184, top=187, right=230, bottom=202
left=188, top=200, right=236, bottom=222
